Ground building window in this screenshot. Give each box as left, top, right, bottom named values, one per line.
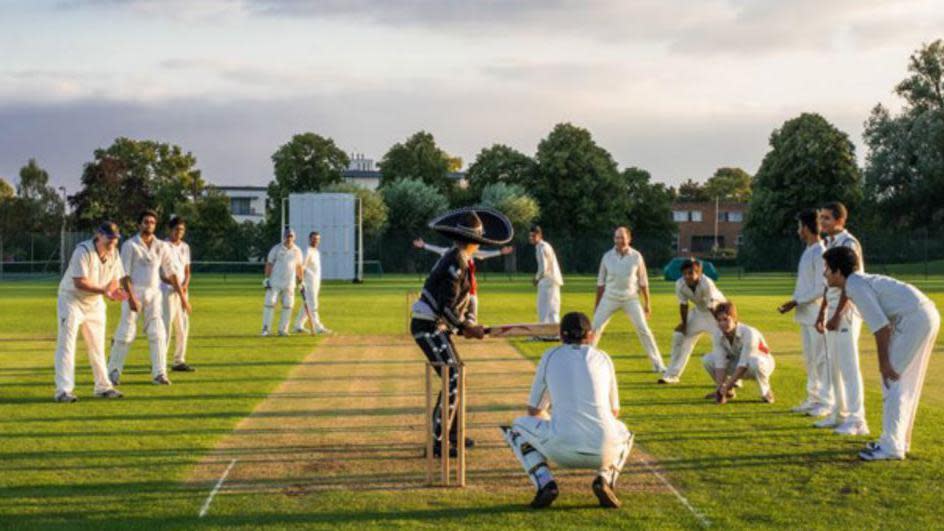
left=672, top=210, right=688, bottom=222
left=718, top=211, right=744, bottom=222
left=691, top=210, right=703, bottom=222
left=231, top=197, right=253, bottom=215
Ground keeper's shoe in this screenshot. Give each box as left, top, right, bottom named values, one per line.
left=171, top=363, right=195, bottom=372
left=55, top=392, right=78, bottom=403
left=95, top=389, right=123, bottom=399
left=592, top=476, right=622, bottom=509
left=530, top=480, right=559, bottom=509
left=859, top=445, right=904, bottom=461
left=153, top=374, right=172, bottom=386
left=109, top=369, right=121, bottom=386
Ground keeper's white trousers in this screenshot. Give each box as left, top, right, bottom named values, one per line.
left=108, top=288, right=167, bottom=379
left=511, top=415, right=632, bottom=476
left=825, top=308, right=866, bottom=425
left=663, top=309, right=716, bottom=379
left=800, top=324, right=831, bottom=408
left=293, top=280, right=324, bottom=331
left=878, top=302, right=940, bottom=457
left=54, top=299, right=114, bottom=396
left=592, top=297, right=664, bottom=370
left=536, top=281, right=561, bottom=324
left=263, top=286, right=295, bottom=334
left=702, top=352, right=775, bottom=397
left=162, top=290, right=189, bottom=365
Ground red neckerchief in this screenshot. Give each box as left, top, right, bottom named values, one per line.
left=468, top=259, right=477, bottom=295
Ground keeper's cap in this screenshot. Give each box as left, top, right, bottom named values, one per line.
left=560, top=312, right=592, bottom=344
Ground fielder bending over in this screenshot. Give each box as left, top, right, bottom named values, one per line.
left=502, top=312, right=633, bottom=509
left=261, top=228, right=303, bottom=336
left=702, top=301, right=776, bottom=404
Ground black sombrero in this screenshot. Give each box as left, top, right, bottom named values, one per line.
left=428, top=207, right=514, bottom=246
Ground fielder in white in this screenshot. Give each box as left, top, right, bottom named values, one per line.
left=108, top=210, right=189, bottom=386
left=815, top=202, right=869, bottom=436
left=592, top=226, right=665, bottom=373
left=702, top=301, right=776, bottom=404
left=262, top=228, right=303, bottom=336
left=293, top=231, right=330, bottom=334
left=54, top=222, right=127, bottom=402
left=502, top=312, right=634, bottom=509
left=162, top=216, right=193, bottom=372
left=529, top=225, right=563, bottom=324
left=778, top=209, right=831, bottom=417
left=823, top=246, right=940, bottom=461
left=659, top=258, right=725, bottom=384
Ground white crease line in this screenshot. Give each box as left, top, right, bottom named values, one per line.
left=199, top=458, right=237, bottom=518
left=638, top=457, right=712, bottom=528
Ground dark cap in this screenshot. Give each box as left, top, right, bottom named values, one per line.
left=560, top=312, right=592, bottom=344
left=96, top=221, right=120, bottom=240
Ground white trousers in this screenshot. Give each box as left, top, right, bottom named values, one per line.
left=825, top=308, right=865, bottom=425
left=702, top=353, right=775, bottom=397
left=293, top=281, right=324, bottom=331
left=54, top=299, right=114, bottom=395
left=800, top=324, right=831, bottom=407
left=663, top=309, right=716, bottom=379
left=162, top=290, right=189, bottom=365
left=108, top=288, right=167, bottom=379
left=512, top=415, right=632, bottom=477
left=878, top=302, right=940, bottom=457
left=263, top=287, right=295, bottom=334
left=536, top=282, right=561, bottom=324
left=592, top=297, right=664, bottom=370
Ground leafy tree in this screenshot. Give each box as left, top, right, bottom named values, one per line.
left=174, top=188, right=243, bottom=260
left=704, top=167, right=752, bottom=202
left=675, top=178, right=710, bottom=202
left=378, top=131, right=454, bottom=195
left=863, top=40, right=944, bottom=229
left=17, top=159, right=65, bottom=232
left=741, top=113, right=862, bottom=269
left=323, top=182, right=390, bottom=238
left=0, top=178, right=13, bottom=199
left=466, top=144, right=535, bottom=196
left=621, top=167, right=677, bottom=264
left=70, top=138, right=203, bottom=233
left=266, top=132, right=349, bottom=223
left=380, top=178, right=449, bottom=272
left=479, top=182, right=540, bottom=238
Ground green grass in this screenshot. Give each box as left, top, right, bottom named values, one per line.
left=1, top=273, right=943, bottom=529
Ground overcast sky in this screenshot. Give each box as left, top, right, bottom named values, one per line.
left=1, top=0, right=941, bottom=193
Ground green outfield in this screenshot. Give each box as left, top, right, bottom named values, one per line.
left=1, top=273, right=943, bottom=529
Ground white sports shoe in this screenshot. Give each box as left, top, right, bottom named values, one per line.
left=791, top=401, right=813, bottom=413
left=834, top=420, right=870, bottom=436
left=813, top=417, right=839, bottom=428
left=859, top=446, right=904, bottom=461
left=658, top=375, right=680, bottom=384
left=806, top=405, right=831, bottom=418
left=261, top=328, right=269, bottom=337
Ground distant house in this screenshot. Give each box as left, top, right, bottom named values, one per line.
left=672, top=200, right=747, bottom=257
left=216, top=186, right=268, bottom=224
left=342, top=154, right=467, bottom=190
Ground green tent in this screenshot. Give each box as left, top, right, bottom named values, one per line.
left=662, top=257, right=719, bottom=281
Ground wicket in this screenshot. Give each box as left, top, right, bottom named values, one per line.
left=424, top=361, right=466, bottom=487
left=405, top=290, right=419, bottom=334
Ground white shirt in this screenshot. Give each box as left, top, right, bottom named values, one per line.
left=711, top=323, right=772, bottom=369
left=528, top=344, right=622, bottom=451
left=301, top=247, right=322, bottom=287
left=120, top=234, right=175, bottom=292
left=844, top=272, right=932, bottom=333
left=422, top=243, right=502, bottom=260
left=58, top=239, right=125, bottom=312
left=825, top=230, right=864, bottom=309
left=535, top=240, right=563, bottom=287
left=161, top=239, right=191, bottom=293
left=597, top=247, right=649, bottom=300
left=675, top=275, right=725, bottom=314
left=792, top=241, right=826, bottom=325
left=267, top=242, right=304, bottom=289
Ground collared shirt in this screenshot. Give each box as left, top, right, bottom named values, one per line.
left=535, top=240, right=564, bottom=287
left=161, top=239, right=191, bottom=293
left=58, top=239, right=125, bottom=311
left=121, top=234, right=175, bottom=292
left=301, top=247, right=321, bottom=285
left=597, top=247, right=648, bottom=300
left=844, top=272, right=931, bottom=333
left=675, top=274, right=725, bottom=313
left=793, top=241, right=826, bottom=325
left=825, top=229, right=864, bottom=309
left=528, top=343, right=622, bottom=450
left=711, top=323, right=771, bottom=369
left=267, top=242, right=304, bottom=289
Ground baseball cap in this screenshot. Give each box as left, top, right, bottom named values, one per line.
left=96, top=221, right=121, bottom=240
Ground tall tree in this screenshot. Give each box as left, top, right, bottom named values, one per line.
left=479, top=182, right=540, bottom=238
left=378, top=131, right=454, bottom=195
left=266, top=133, right=349, bottom=221
left=621, top=167, right=677, bottom=264
left=17, top=159, right=65, bottom=231
left=0, top=178, right=12, bottom=199
left=323, top=182, right=390, bottom=239
left=379, top=178, right=449, bottom=272
left=466, top=144, right=535, bottom=196
left=863, top=39, right=944, bottom=229
left=704, top=167, right=752, bottom=202
left=675, top=178, right=710, bottom=202
left=741, top=113, right=861, bottom=269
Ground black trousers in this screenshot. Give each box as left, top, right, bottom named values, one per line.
left=411, top=318, right=460, bottom=442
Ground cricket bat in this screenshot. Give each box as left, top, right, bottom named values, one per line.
left=484, top=322, right=559, bottom=338
left=299, top=285, right=316, bottom=336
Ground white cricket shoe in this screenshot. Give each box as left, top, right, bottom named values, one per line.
left=859, top=446, right=904, bottom=461
left=807, top=405, right=831, bottom=417
left=834, top=420, right=869, bottom=436
left=813, top=417, right=839, bottom=428
left=658, top=375, right=679, bottom=384
left=261, top=328, right=269, bottom=337
left=791, top=401, right=813, bottom=414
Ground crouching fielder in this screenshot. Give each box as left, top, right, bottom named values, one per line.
left=823, top=247, right=940, bottom=461
left=502, top=312, right=634, bottom=509
left=702, top=302, right=776, bottom=404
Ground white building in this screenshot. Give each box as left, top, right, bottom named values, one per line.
left=217, top=186, right=268, bottom=224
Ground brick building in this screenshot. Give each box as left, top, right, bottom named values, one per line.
left=672, top=200, right=747, bottom=257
